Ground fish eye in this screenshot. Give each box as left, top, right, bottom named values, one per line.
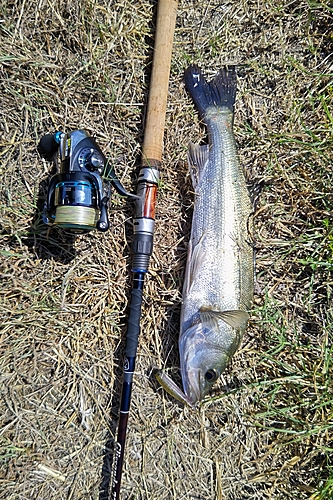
left=204, top=369, right=219, bottom=383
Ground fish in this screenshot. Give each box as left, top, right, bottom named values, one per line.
left=177, top=65, right=254, bottom=404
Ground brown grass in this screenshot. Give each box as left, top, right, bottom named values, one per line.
left=1, top=0, right=332, bottom=499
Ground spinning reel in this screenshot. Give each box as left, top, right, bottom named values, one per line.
left=39, top=130, right=133, bottom=233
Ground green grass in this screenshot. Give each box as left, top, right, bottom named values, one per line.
left=1, top=0, right=333, bottom=498
left=312, top=469, right=333, bottom=500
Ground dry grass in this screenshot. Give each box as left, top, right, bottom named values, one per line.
left=1, top=0, right=333, bottom=499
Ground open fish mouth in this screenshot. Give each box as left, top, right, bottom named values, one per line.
left=153, top=368, right=197, bottom=410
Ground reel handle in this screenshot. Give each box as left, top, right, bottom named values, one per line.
left=96, top=197, right=110, bottom=232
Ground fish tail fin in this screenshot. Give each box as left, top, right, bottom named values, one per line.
left=184, top=65, right=236, bottom=118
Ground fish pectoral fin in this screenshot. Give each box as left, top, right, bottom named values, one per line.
left=183, top=239, right=192, bottom=295
left=200, top=307, right=249, bottom=331
left=188, top=143, right=209, bottom=189
left=185, top=234, right=206, bottom=294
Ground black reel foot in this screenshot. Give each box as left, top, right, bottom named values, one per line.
left=38, top=133, right=59, bottom=160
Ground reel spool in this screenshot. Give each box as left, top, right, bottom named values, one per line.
left=39, top=130, right=132, bottom=233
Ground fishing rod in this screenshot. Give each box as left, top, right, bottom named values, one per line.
left=110, top=0, right=178, bottom=497
left=38, top=0, right=177, bottom=496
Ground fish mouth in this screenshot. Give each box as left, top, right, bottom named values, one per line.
left=182, top=367, right=203, bottom=404
left=180, top=330, right=208, bottom=404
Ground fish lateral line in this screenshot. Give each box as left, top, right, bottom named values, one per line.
left=153, top=368, right=197, bottom=410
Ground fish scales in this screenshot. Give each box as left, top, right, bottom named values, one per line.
left=179, top=65, right=254, bottom=404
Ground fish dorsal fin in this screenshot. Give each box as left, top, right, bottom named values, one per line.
left=200, top=307, right=249, bottom=331
left=183, top=234, right=206, bottom=295
left=188, top=143, right=209, bottom=190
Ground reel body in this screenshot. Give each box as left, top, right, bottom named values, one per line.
left=39, top=129, right=158, bottom=272
left=40, top=130, right=113, bottom=233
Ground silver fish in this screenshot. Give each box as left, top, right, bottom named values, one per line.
left=179, top=65, right=254, bottom=404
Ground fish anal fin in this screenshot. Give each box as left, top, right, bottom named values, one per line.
left=200, top=307, right=249, bottom=331
left=188, top=143, right=209, bottom=190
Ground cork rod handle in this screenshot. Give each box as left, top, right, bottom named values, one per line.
left=141, top=0, right=178, bottom=166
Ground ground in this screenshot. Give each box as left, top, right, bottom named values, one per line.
left=0, top=0, right=332, bottom=499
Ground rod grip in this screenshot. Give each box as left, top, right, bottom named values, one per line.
left=125, top=288, right=143, bottom=358
left=141, top=0, right=178, bottom=165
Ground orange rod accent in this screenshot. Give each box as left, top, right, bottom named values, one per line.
left=143, top=184, right=158, bottom=219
